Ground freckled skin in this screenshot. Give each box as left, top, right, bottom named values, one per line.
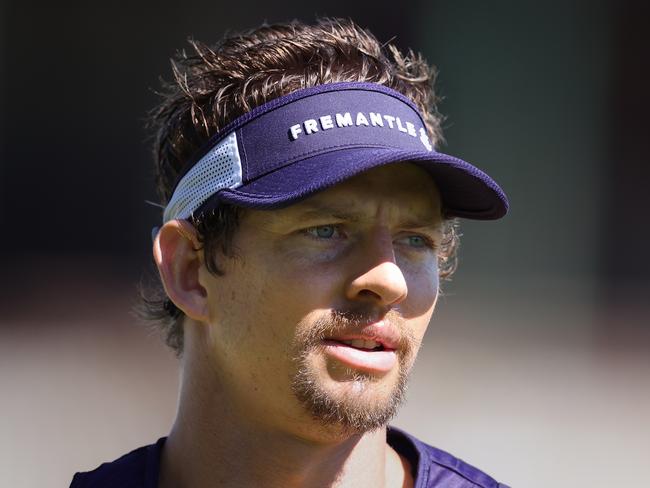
left=197, top=162, right=443, bottom=441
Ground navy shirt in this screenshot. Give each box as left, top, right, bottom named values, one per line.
left=71, top=427, right=509, bottom=487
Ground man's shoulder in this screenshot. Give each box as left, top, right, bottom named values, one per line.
left=69, top=438, right=165, bottom=488
left=415, top=439, right=510, bottom=488
left=70, top=432, right=509, bottom=488
left=388, top=427, right=510, bottom=488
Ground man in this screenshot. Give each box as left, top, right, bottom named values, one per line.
left=71, top=18, right=509, bottom=488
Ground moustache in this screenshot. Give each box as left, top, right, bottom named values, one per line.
left=295, top=306, right=418, bottom=356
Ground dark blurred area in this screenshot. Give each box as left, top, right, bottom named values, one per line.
left=1, top=1, right=649, bottom=487
left=0, top=1, right=416, bottom=270
left=604, top=1, right=650, bottom=295
left=2, top=1, right=648, bottom=305
left=0, top=0, right=423, bottom=314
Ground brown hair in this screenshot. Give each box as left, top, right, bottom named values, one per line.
left=140, top=18, right=459, bottom=355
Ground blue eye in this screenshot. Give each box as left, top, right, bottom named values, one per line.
left=408, top=235, right=427, bottom=247
left=308, top=225, right=337, bottom=238
left=396, top=234, right=434, bottom=250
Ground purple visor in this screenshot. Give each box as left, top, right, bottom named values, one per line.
left=162, top=82, right=508, bottom=223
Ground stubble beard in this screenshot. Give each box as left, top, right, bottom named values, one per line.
left=290, top=308, right=419, bottom=435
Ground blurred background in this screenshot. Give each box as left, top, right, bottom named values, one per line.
left=1, top=1, right=648, bottom=486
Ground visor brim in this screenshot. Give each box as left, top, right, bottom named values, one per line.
left=198, top=147, right=508, bottom=220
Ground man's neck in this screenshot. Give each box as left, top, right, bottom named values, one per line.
left=160, top=421, right=410, bottom=488
left=158, top=348, right=412, bottom=488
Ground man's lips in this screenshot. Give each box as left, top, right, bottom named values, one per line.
left=325, top=321, right=401, bottom=350
left=321, top=322, right=401, bottom=374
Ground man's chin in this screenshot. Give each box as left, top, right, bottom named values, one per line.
left=290, top=361, right=409, bottom=435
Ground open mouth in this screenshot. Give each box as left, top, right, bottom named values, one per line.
left=321, top=338, right=397, bottom=373
left=335, top=339, right=386, bottom=352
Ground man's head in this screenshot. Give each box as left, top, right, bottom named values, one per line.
left=143, top=18, right=457, bottom=353
left=142, top=18, right=507, bottom=437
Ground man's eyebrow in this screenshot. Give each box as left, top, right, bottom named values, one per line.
left=395, top=218, right=444, bottom=233
left=290, top=204, right=443, bottom=230
left=291, top=205, right=362, bottom=222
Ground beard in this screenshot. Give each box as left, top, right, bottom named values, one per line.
left=289, top=307, right=420, bottom=435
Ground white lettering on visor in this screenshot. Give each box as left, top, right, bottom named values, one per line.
left=289, top=110, right=433, bottom=151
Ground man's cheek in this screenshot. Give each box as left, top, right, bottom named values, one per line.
left=278, top=264, right=343, bottom=298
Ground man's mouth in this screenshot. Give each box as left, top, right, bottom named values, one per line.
left=321, top=335, right=398, bottom=374
left=336, top=339, right=385, bottom=351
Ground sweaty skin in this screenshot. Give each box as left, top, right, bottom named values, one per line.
left=154, top=162, right=443, bottom=488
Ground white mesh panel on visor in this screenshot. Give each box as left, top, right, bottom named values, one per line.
left=163, top=132, right=242, bottom=222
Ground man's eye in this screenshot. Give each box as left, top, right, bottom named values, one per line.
left=397, top=234, right=435, bottom=249
left=407, top=235, right=427, bottom=247
left=306, top=225, right=339, bottom=239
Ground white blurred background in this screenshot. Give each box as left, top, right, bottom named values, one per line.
left=2, top=267, right=648, bottom=487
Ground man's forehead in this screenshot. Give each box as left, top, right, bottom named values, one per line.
left=288, top=200, right=441, bottom=226
left=257, top=165, right=444, bottom=229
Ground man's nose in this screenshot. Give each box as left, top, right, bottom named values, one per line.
left=344, top=236, right=408, bottom=307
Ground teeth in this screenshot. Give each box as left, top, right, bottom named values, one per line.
left=340, top=339, right=381, bottom=350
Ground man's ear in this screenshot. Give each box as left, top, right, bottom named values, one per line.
left=153, top=219, right=209, bottom=322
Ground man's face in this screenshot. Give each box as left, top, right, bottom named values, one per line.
left=198, top=162, right=442, bottom=438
